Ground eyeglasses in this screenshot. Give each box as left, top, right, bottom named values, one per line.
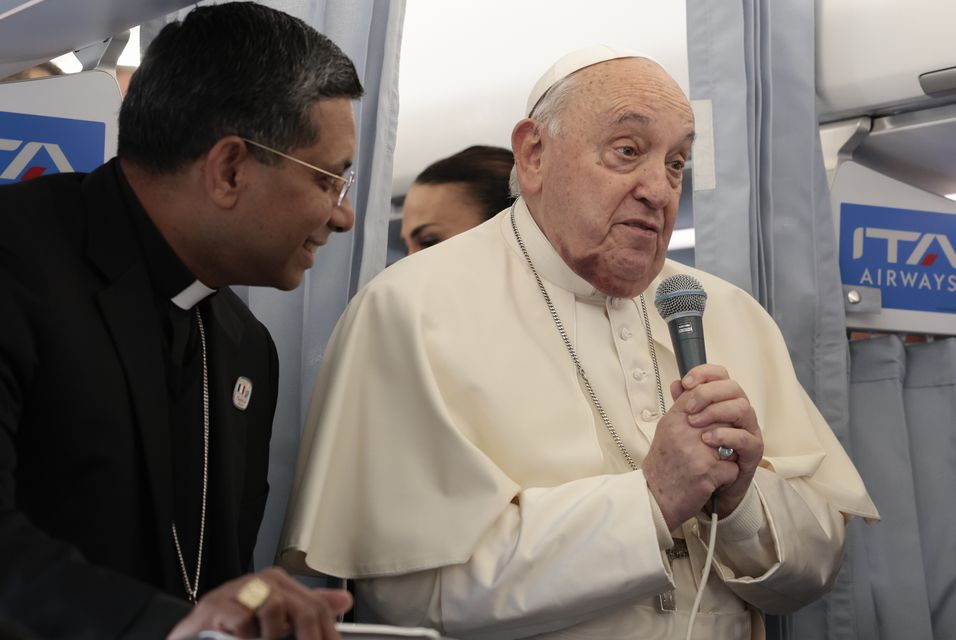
left=241, top=137, right=355, bottom=207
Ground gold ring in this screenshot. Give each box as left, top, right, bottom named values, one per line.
left=236, top=576, right=271, bottom=612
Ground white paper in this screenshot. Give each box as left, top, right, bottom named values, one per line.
left=197, top=622, right=453, bottom=639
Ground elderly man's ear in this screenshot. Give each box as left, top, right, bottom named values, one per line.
left=511, top=118, right=545, bottom=197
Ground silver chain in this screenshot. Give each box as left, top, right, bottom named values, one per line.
left=171, top=307, right=210, bottom=604
left=510, top=206, right=666, bottom=472
left=641, top=297, right=668, bottom=419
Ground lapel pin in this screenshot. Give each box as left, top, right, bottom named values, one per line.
left=233, top=376, right=253, bottom=410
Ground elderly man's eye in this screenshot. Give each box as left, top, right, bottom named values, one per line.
left=615, top=146, right=638, bottom=157
left=668, top=159, right=686, bottom=172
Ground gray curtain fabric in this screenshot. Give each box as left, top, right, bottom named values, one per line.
left=246, top=0, right=405, bottom=572
left=773, top=335, right=956, bottom=640
left=847, top=336, right=933, bottom=640
left=141, top=0, right=405, bottom=572
left=902, top=338, right=956, bottom=638
left=685, top=0, right=848, bottom=435
left=685, top=1, right=752, bottom=294
left=685, top=2, right=856, bottom=637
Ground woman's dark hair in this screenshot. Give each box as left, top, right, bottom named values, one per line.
left=118, top=2, right=364, bottom=173
left=414, top=146, right=515, bottom=220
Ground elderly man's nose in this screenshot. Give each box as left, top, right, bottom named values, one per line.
left=631, top=162, right=673, bottom=210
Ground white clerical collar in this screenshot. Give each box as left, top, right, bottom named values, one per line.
left=171, top=280, right=216, bottom=310
left=508, top=198, right=608, bottom=302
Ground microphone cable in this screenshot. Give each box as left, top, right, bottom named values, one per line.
left=685, top=494, right=720, bottom=640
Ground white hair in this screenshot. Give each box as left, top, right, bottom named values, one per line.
left=509, top=72, right=581, bottom=198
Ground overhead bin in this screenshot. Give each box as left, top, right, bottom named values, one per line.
left=0, top=0, right=192, bottom=79
left=817, top=0, right=956, bottom=122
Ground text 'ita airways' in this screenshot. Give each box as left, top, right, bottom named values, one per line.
left=857, top=268, right=956, bottom=292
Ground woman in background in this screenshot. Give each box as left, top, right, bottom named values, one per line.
left=401, top=145, right=514, bottom=254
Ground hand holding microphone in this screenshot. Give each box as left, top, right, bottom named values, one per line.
left=653, top=276, right=734, bottom=457
left=642, top=274, right=764, bottom=525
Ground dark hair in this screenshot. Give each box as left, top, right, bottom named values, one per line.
left=414, top=146, right=515, bottom=221
left=118, top=2, right=363, bottom=173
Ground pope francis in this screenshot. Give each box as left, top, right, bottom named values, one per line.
left=279, top=46, right=878, bottom=640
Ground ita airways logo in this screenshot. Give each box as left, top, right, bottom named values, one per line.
left=0, top=111, right=105, bottom=185
left=840, top=202, right=956, bottom=314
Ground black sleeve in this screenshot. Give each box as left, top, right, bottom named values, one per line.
left=237, top=323, right=280, bottom=572
left=0, top=252, right=189, bottom=639
left=0, top=511, right=189, bottom=639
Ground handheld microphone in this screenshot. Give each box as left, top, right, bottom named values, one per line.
left=654, top=274, right=708, bottom=378
left=654, top=274, right=733, bottom=464
left=654, top=275, right=730, bottom=638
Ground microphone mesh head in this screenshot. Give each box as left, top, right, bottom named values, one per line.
left=654, top=274, right=707, bottom=320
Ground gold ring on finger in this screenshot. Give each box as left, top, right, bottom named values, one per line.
left=236, top=576, right=271, bottom=612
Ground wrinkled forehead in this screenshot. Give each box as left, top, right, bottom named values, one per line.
left=589, top=58, right=687, bottom=97
left=566, top=59, right=694, bottom=127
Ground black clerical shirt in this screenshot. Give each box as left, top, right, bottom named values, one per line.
left=116, top=163, right=213, bottom=598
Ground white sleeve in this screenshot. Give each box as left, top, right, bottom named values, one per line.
left=691, top=467, right=847, bottom=614
left=357, top=471, right=674, bottom=640
left=696, top=481, right=777, bottom=578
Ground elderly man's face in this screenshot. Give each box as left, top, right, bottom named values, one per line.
left=531, top=58, right=695, bottom=298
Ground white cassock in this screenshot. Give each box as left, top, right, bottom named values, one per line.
left=279, top=198, right=878, bottom=639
